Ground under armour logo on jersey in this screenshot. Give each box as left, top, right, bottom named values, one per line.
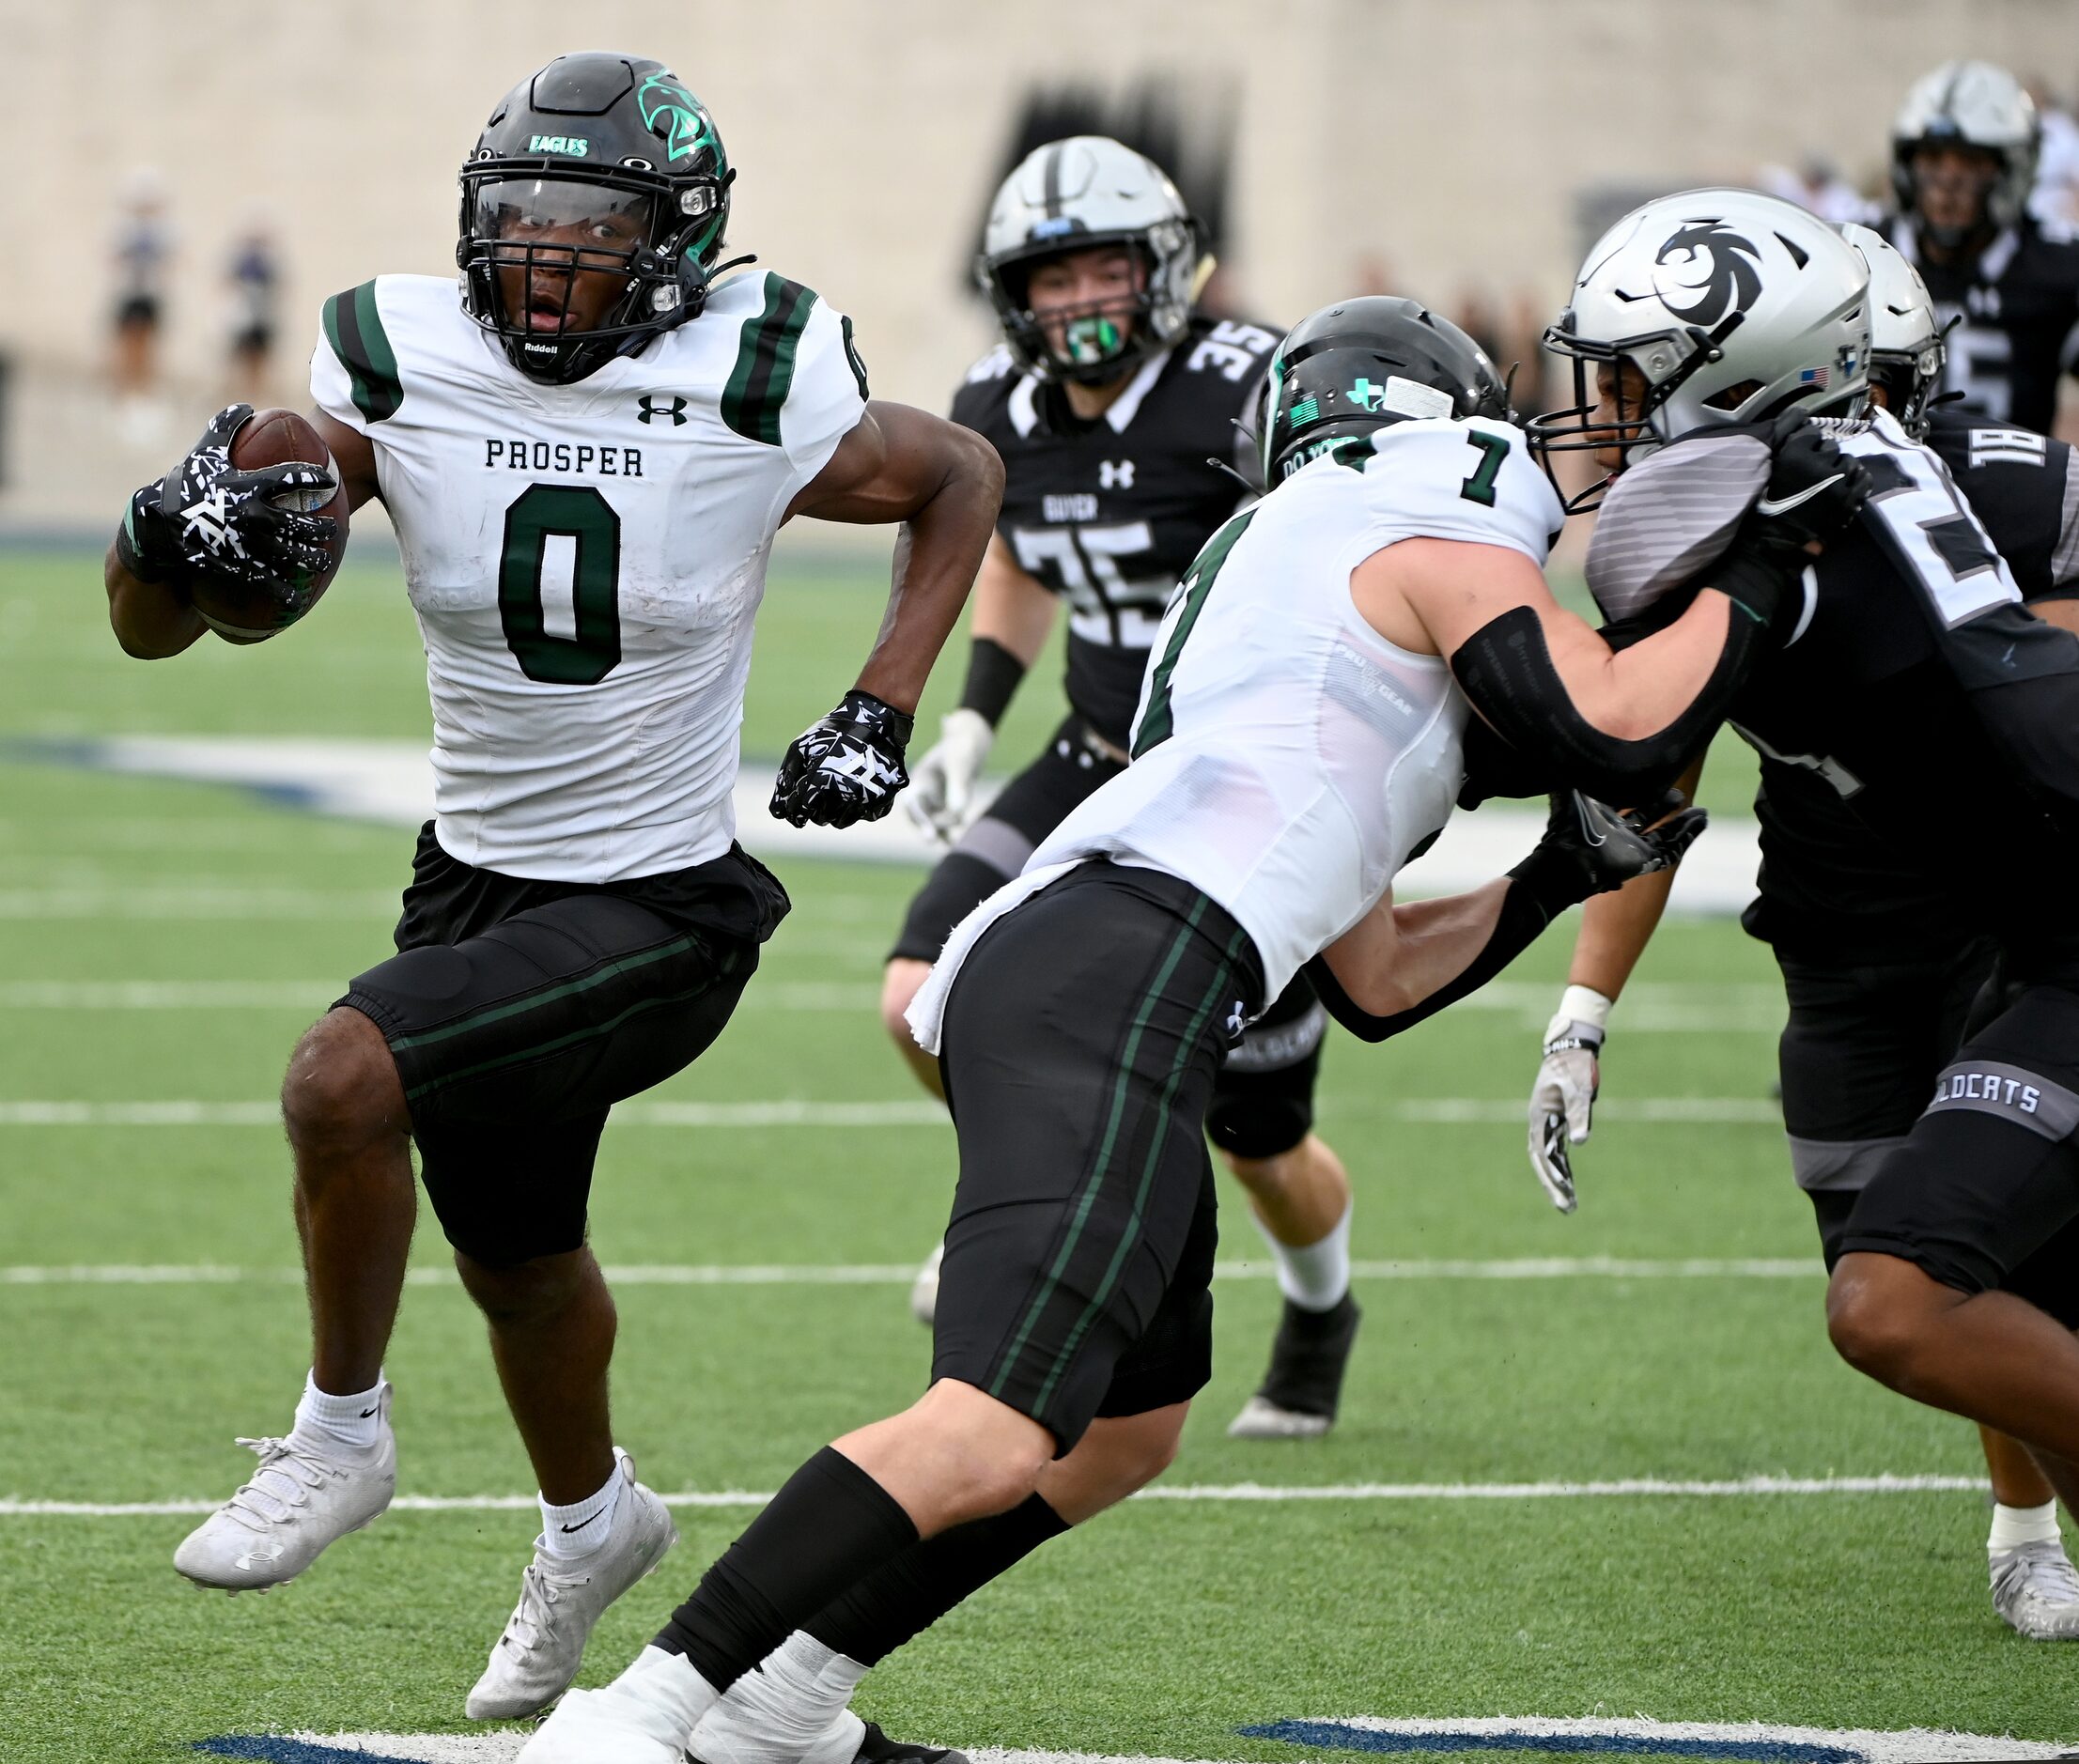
left=637, top=395, right=689, bottom=426
left=1099, top=459, right=1135, bottom=489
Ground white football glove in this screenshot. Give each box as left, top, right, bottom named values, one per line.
left=1527, top=984, right=1612, bottom=1214
left=904, top=707, right=995, bottom=843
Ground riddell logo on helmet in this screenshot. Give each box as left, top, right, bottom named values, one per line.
left=529, top=134, right=589, bottom=156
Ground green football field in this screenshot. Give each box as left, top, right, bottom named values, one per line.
left=0, top=547, right=2067, bottom=1762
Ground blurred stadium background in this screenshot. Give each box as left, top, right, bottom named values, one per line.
left=11, top=4, right=2079, bottom=1759
left=4, top=0, right=2077, bottom=535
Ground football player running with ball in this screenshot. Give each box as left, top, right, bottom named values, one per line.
left=103, top=53, right=1000, bottom=1723
left=1525, top=193, right=2079, bottom=1638
left=517, top=297, right=1868, bottom=1763
left=886, top=136, right=1363, bottom=1439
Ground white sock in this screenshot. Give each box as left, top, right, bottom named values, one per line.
left=1257, top=1199, right=1352, bottom=1312
left=1989, top=1500, right=2063, bottom=1553
left=540, top=1452, right=628, bottom=1561
left=289, top=1369, right=386, bottom=1454
left=694, top=1631, right=868, bottom=1764
left=614, top=1645, right=721, bottom=1740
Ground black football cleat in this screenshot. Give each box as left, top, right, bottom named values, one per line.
left=1227, top=1292, right=1362, bottom=1439
left=854, top=1720, right=970, bottom=1764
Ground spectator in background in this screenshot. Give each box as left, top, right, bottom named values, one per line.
left=2025, top=79, right=2079, bottom=228
left=111, top=167, right=173, bottom=444
left=1350, top=252, right=1397, bottom=298
left=1450, top=285, right=1553, bottom=410
left=1758, top=152, right=1878, bottom=225
left=225, top=216, right=281, bottom=405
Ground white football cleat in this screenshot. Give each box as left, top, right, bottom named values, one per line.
left=1991, top=1539, right=2079, bottom=1639
left=173, top=1387, right=396, bottom=1591
left=467, top=1448, right=678, bottom=1720
left=691, top=1690, right=864, bottom=1764
left=909, top=1242, right=942, bottom=1326
left=517, top=1648, right=710, bottom=1762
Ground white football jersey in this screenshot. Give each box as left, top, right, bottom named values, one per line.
left=1032, top=415, right=1561, bottom=999
left=311, top=271, right=867, bottom=881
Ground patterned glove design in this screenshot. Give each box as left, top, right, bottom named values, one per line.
left=769, top=690, right=916, bottom=828
left=123, top=404, right=337, bottom=603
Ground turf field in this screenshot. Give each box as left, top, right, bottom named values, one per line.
left=0, top=546, right=2067, bottom=1762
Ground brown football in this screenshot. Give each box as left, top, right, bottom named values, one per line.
left=187, top=408, right=350, bottom=644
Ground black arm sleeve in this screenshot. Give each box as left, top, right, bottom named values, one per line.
left=956, top=636, right=1027, bottom=727
left=1448, top=549, right=1789, bottom=805
left=1303, top=843, right=1589, bottom=1044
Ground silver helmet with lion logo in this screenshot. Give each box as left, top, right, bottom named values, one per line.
left=1530, top=188, right=1871, bottom=510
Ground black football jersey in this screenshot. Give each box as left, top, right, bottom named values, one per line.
left=1884, top=213, right=2079, bottom=438
left=949, top=314, right=1280, bottom=747
left=1924, top=404, right=2079, bottom=599
left=1731, top=414, right=2079, bottom=964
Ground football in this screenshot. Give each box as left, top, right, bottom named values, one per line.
left=186, top=408, right=350, bottom=644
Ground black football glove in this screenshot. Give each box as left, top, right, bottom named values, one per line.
left=116, top=404, right=338, bottom=599
left=768, top=689, right=915, bottom=828
left=1509, top=789, right=1709, bottom=916
left=1713, top=410, right=1871, bottom=633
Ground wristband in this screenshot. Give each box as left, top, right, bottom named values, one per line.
left=1557, top=983, right=1613, bottom=1035
left=957, top=637, right=1027, bottom=728
left=1713, top=538, right=1805, bottom=634
left=115, top=487, right=173, bottom=585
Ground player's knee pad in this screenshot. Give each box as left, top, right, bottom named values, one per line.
left=890, top=850, right=1015, bottom=965
left=1206, top=1089, right=1315, bottom=1161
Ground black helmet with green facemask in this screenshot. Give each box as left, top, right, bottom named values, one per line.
left=458, top=52, right=737, bottom=385
left=1260, top=297, right=1508, bottom=486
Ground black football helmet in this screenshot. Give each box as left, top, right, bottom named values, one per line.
left=1259, top=297, right=1507, bottom=486
left=458, top=53, right=737, bottom=384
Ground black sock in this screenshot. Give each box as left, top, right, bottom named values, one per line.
left=652, top=1447, right=918, bottom=1693
left=805, top=1493, right=1070, bottom=1666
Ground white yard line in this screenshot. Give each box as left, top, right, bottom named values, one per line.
left=0, top=1256, right=1822, bottom=1288
left=173, top=1725, right=2079, bottom=1764
left=0, top=1474, right=1984, bottom=1520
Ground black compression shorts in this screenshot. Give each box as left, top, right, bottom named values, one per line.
left=1773, top=940, right=1994, bottom=1262
left=1205, top=973, right=1327, bottom=1159
left=932, top=861, right=1264, bottom=1451
left=1839, top=976, right=2079, bottom=1324
left=340, top=824, right=787, bottom=1267
left=893, top=714, right=1319, bottom=1159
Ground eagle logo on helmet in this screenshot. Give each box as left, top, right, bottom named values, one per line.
left=635, top=72, right=718, bottom=165
left=1651, top=221, right=1763, bottom=327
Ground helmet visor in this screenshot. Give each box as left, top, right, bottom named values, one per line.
left=470, top=177, right=656, bottom=336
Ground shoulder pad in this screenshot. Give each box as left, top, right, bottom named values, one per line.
left=964, top=344, right=1016, bottom=385
left=720, top=273, right=821, bottom=447
left=320, top=279, right=404, bottom=426
left=1585, top=429, right=1770, bottom=623
left=1176, top=317, right=1282, bottom=383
